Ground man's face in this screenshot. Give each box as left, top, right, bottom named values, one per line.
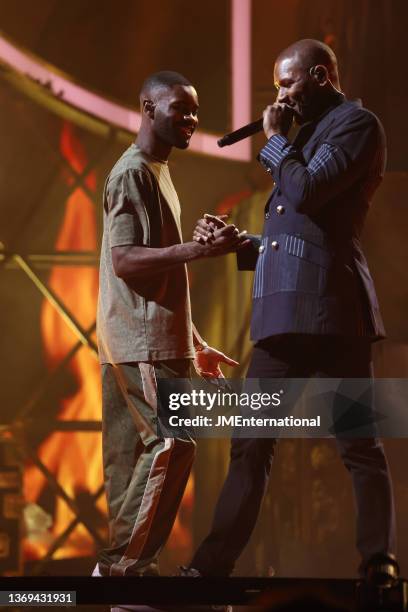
left=274, top=56, right=320, bottom=125
left=152, top=85, right=199, bottom=149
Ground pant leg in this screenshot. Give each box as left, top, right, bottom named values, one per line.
left=316, top=337, right=396, bottom=571
left=190, top=337, right=312, bottom=576
left=336, top=436, right=396, bottom=570
left=190, top=435, right=276, bottom=576
left=191, top=335, right=396, bottom=576
left=98, top=360, right=196, bottom=576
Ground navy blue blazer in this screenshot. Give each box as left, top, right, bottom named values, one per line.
left=238, top=95, right=386, bottom=342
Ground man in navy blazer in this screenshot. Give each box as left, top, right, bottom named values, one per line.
left=186, top=39, right=397, bottom=579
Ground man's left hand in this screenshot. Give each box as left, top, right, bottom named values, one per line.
left=193, top=345, right=239, bottom=378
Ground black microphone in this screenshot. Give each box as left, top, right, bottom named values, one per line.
left=217, top=118, right=264, bottom=148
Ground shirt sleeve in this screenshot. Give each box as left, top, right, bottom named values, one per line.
left=258, top=110, right=384, bottom=216
left=106, top=169, right=152, bottom=248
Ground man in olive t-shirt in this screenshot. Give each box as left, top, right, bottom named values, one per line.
left=94, top=71, right=247, bottom=578
left=98, top=143, right=194, bottom=364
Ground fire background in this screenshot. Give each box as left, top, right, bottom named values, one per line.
left=0, top=0, right=407, bottom=584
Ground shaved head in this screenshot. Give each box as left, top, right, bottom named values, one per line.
left=272, top=38, right=342, bottom=124
left=277, top=39, right=339, bottom=88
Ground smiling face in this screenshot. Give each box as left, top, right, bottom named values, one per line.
left=152, top=84, right=199, bottom=149
left=274, top=55, right=321, bottom=125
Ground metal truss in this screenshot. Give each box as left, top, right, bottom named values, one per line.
left=0, top=94, right=114, bottom=574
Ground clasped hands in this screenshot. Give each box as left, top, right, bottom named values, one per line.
left=193, top=213, right=249, bottom=255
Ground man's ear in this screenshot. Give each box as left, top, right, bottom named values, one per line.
left=309, top=64, right=329, bottom=86
left=143, top=99, right=155, bottom=118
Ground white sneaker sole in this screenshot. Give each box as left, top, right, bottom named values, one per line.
left=92, top=563, right=102, bottom=577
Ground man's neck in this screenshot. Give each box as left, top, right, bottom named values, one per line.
left=304, top=89, right=344, bottom=127
left=318, top=88, right=344, bottom=116
left=136, top=129, right=171, bottom=162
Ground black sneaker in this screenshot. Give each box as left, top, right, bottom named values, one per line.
left=363, top=552, right=400, bottom=587
left=178, top=565, right=204, bottom=578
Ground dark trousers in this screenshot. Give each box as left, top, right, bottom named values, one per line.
left=190, top=335, right=396, bottom=576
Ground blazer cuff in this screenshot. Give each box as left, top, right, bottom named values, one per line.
left=258, top=134, right=296, bottom=175
left=236, top=234, right=262, bottom=271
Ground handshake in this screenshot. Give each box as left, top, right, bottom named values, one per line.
left=192, top=213, right=249, bottom=257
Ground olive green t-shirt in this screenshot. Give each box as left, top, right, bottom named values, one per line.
left=97, top=144, right=194, bottom=364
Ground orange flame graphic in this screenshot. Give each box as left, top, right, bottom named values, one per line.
left=23, top=122, right=104, bottom=560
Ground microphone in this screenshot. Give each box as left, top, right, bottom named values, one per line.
left=217, top=118, right=264, bottom=148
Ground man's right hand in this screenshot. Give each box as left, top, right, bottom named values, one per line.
left=263, top=103, right=294, bottom=139
left=193, top=214, right=248, bottom=256
left=193, top=213, right=228, bottom=243
left=112, top=214, right=248, bottom=280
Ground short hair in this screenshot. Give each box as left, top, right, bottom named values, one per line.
left=140, top=71, right=193, bottom=98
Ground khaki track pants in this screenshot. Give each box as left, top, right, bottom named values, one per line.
left=98, top=359, right=195, bottom=576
